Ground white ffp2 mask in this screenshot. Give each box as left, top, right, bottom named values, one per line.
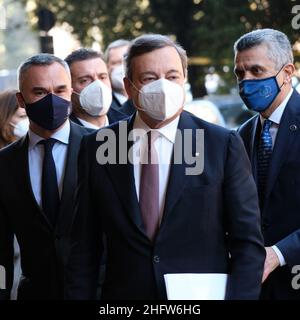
left=136, top=79, right=184, bottom=121
left=77, top=79, right=112, bottom=116
left=110, top=64, right=125, bottom=92
left=11, top=118, right=29, bottom=138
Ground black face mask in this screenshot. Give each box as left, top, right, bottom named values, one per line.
left=25, top=93, right=70, bottom=130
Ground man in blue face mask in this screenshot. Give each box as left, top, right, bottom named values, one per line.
left=0, top=54, right=90, bottom=300
left=236, top=28, right=300, bottom=300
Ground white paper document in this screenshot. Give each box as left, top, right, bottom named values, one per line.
left=164, top=273, right=228, bottom=300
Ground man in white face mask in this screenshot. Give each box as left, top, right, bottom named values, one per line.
left=105, top=39, right=136, bottom=116
left=65, top=48, right=126, bottom=130
left=66, top=34, right=265, bottom=300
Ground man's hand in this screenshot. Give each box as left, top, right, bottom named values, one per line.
left=262, top=247, right=280, bottom=283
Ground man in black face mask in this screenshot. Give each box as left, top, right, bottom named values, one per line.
left=236, top=29, right=300, bottom=300
left=0, top=53, right=90, bottom=300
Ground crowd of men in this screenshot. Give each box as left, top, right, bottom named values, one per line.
left=0, top=28, right=299, bottom=300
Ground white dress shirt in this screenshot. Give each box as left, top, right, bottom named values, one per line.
left=114, top=92, right=128, bottom=105
left=259, top=88, right=293, bottom=266
left=132, top=113, right=180, bottom=223
left=28, top=120, right=70, bottom=207
left=77, top=116, right=109, bottom=129
left=260, top=89, right=293, bottom=146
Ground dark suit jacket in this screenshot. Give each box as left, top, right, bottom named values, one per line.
left=238, top=90, right=300, bottom=299
left=120, top=99, right=136, bottom=116
left=0, top=121, right=89, bottom=300
left=109, top=93, right=122, bottom=112
left=110, top=93, right=136, bottom=117
left=65, top=111, right=265, bottom=300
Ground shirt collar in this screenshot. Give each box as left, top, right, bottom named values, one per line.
left=77, top=116, right=109, bottom=129
left=260, top=88, right=293, bottom=125
left=114, top=92, right=127, bottom=105
left=133, top=111, right=180, bottom=144
left=28, top=120, right=70, bottom=150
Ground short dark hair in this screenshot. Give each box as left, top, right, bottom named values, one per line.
left=125, top=34, right=188, bottom=80
left=18, top=53, right=70, bottom=90
left=65, top=48, right=105, bottom=67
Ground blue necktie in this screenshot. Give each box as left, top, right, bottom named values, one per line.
left=257, top=119, right=273, bottom=207
left=39, top=138, right=60, bottom=226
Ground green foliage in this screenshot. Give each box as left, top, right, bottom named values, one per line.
left=25, top=0, right=300, bottom=96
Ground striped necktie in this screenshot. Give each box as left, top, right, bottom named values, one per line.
left=257, top=119, right=273, bottom=207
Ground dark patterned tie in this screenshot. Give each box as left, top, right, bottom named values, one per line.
left=39, top=138, right=60, bottom=226
left=257, top=119, right=273, bottom=207
left=139, top=131, right=160, bottom=241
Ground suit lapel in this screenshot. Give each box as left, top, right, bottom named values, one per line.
left=55, top=122, right=85, bottom=234
left=110, top=93, right=122, bottom=112
left=16, top=135, right=53, bottom=231
left=105, top=112, right=201, bottom=240
left=69, top=113, right=82, bottom=126
left=104, top=116, right=146, bottom=237
left=250, top=116, right=260, bottom=182
left=265, top=91, right=300, bottom=200
left=246, top=116, right=262, bottom=183
left=160, top=112, right=196, bottom=228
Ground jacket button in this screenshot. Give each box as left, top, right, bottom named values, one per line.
left=153, top=255, right=160, bottom=263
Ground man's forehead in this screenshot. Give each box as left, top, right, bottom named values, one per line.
left=235, top=44, right=269, bottom=60
left=132, top=46, right=183, bottom=72
left=234, top=54, right=276, bottom=71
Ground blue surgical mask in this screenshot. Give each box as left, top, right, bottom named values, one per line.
left=239, top=66, right=285, bottom=112
left=25, top=93, right=70, bottom=130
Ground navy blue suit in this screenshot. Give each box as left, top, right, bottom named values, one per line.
left=110, top=93, right=136, bottom=116
left=109, top=92, right=123, bottom=111
left=120, top=99, right=136, bottom=116
left=65, top=111, right=265, bottom=300
left=0, top=121, right=89, bottom=300
left=238, top=90, right=300, bottom=299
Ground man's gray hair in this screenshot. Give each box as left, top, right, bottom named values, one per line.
left=104, top=39, right=131, bottom=63
left=125, top=34, right=188, bottom=80
left=234, top=28, right=293, bottom=69
left=18, top=53, right=71, bottom=90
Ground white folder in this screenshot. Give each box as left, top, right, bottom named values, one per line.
left=164, top=273, right=228, bottom=300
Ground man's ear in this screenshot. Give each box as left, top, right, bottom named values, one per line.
left=283, top=63, right=295, bottom=84
left=16, top=92, right=26, bottom=109
left=124, top=77, right=133, bottom=99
